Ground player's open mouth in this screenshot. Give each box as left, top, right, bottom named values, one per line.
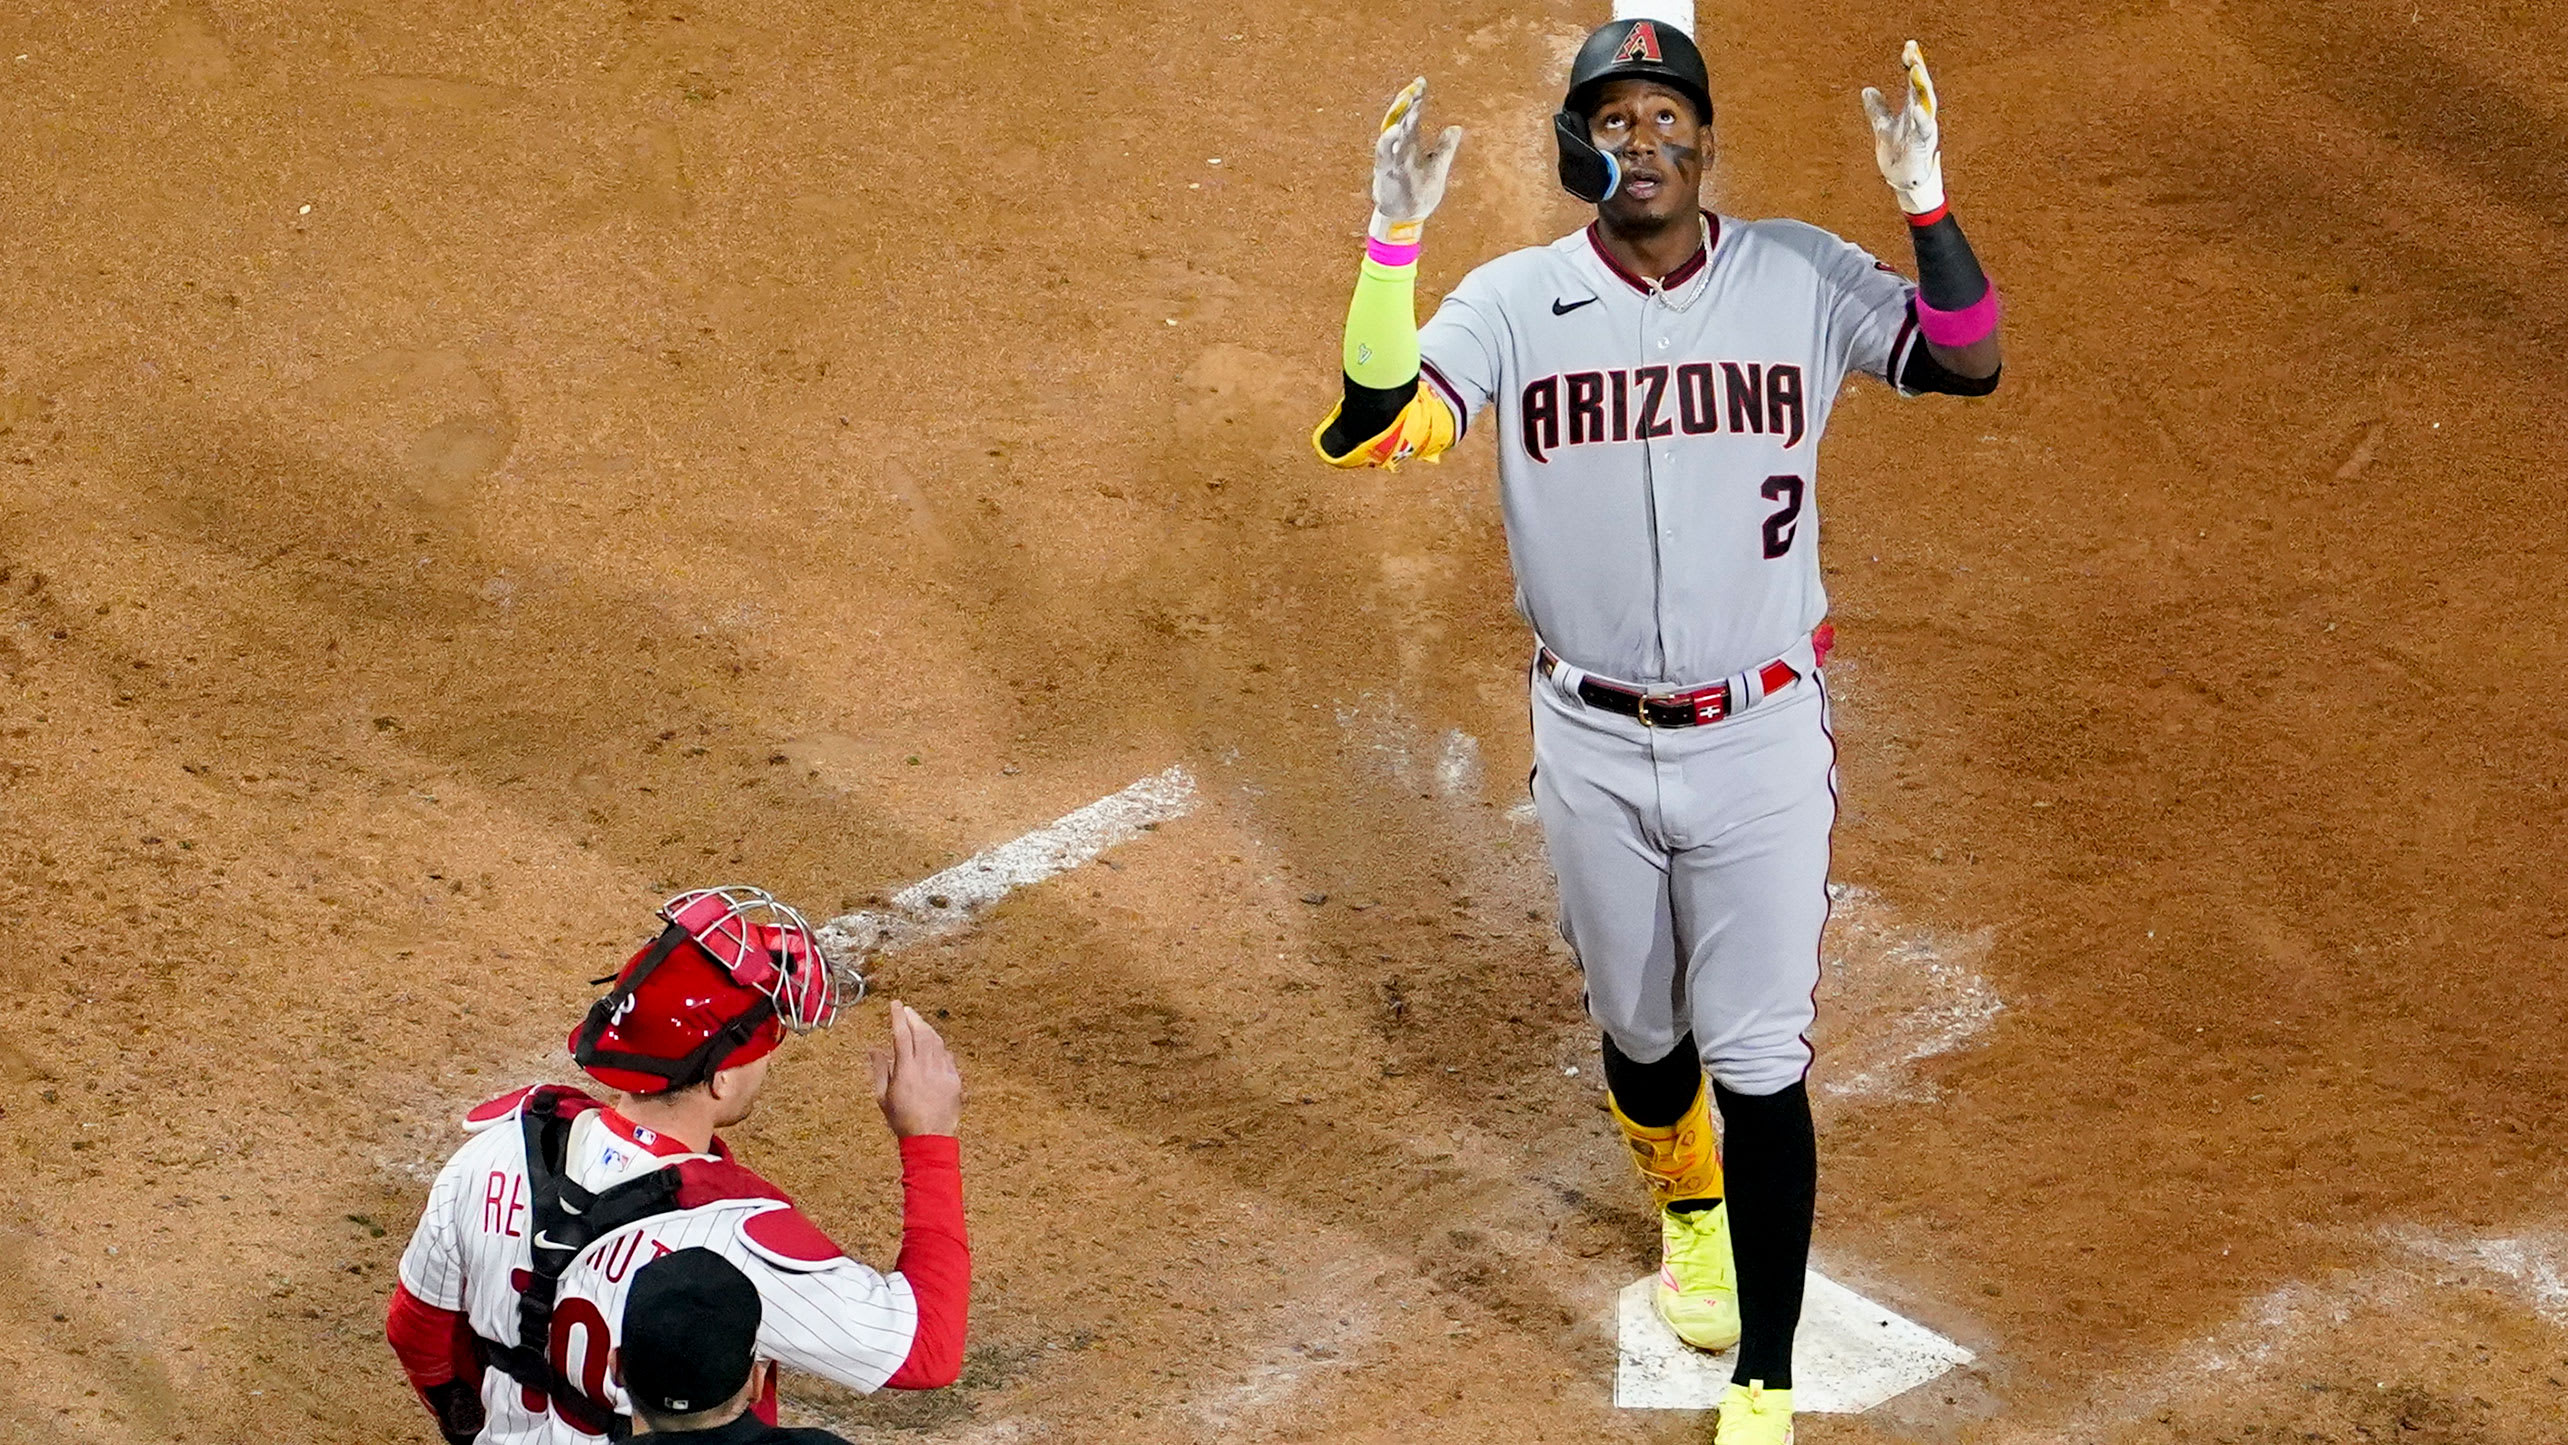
left=1623, top=172, right=1663, bottom=199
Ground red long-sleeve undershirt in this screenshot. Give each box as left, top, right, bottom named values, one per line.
left=882, top=1132, right=972, bottom=1389
left=386, top=1281, right=482, bottom=1404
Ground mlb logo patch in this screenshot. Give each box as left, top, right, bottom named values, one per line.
left=1616, top=22, right=1662, bottom=64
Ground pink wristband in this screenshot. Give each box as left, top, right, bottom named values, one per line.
left=1915, top=281, right=1999, bottom=348
left=1365, top=235, right=1421, bottom=268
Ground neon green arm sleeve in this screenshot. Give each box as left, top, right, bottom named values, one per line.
left=1341, top=250, right=1421, bottom=391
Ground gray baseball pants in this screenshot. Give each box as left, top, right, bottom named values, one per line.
left=1528, top=637, right=1836, bottom=1096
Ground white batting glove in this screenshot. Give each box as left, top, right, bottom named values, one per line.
left=1370, top=77, right=1464, bottom=244
left=1861, top=41, right=1944, bottom=215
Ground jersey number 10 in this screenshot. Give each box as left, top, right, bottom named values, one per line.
left=521, top=1295, right=615, bottom=1420
left=1761, top=475, right=1806, bottom=559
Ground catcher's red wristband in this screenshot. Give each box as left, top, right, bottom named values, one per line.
left=1905, top=200, right=1951, bottom=227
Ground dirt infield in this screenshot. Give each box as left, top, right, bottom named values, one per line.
left=4, top=1, right=2565, bottom=1441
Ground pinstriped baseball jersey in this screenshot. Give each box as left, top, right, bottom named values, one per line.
left=543, top=1194, right=915, bottom=1442
left=1418, top=213, right=1919, bottom=686
left=397, top=1094, right=916, bottom=1445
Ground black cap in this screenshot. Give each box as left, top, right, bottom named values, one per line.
left=619, top=1248, right=762, bottom=1416
left=1563, top=18, right=1713, bottom=124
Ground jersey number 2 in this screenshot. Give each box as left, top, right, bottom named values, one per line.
left=1760, top=475, right=1805, bottom=559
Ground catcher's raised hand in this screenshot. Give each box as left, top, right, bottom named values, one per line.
left=1861, top=41, right=1945, bottom=216
left=1373, top=77, right=1464, bottom=238
left=872, top=1002, right=964, bottom=1138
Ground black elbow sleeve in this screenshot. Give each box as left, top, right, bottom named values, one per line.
left=1322, top=374, right=1416, bottom=456
left=1897, top=340, right=2001, bottom=397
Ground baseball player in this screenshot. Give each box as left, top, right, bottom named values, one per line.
left=1313, top=15, right=2001, bottom=1442
left=383, top=886, right=970, bottom=1443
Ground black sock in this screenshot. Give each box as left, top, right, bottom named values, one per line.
left=1601, top=1033, right=1703, bottom=1128
left=1713, top=1078, right=1816, bottom=1390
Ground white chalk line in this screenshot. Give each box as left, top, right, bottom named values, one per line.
left=815, top=765, right=1198, bottom=965
left=1935, top=1226, right=2568, bottom=1441
left=1818, top=884, right=2006, bottom=1104
left=1612, top=2, right=1699, bottom=42
left=2390, top=1225, right=2568, bottom=1327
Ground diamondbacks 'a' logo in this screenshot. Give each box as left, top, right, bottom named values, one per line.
left=1616, top=22, right=1662, bottom=64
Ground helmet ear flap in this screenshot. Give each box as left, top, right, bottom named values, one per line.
left=1554, top=110, right=1621, bottom=204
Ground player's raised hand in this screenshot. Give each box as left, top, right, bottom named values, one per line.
left=1861, top=41, right=1945, bottom=216
left=871, top=1002, right=963, bottom=1138
left=1373, top=77, right=1464, bottom=233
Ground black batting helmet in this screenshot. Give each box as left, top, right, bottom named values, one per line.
left=1554, top=18, right=1715, bottom=203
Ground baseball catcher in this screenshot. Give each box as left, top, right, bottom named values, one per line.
left=384, top=886, right=970, bottom=1443
left=1314, top=18, right=2001, bottom=1442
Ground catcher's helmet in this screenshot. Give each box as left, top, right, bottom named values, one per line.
left=569, top=886, right=847, bottom=1095
left=1554, top=18, right=1714, bottom=204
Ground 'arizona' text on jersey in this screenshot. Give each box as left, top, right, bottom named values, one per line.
left=1418, top=213, right=1921, bottom=684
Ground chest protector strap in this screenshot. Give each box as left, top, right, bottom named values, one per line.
left=481, top=1086, right=685, bottom=1440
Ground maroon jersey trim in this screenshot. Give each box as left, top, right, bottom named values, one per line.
left=1584, top=211, right=1718, bottom=295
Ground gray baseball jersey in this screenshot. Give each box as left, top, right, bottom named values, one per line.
left=1418, top=213, right=1919, bottom=686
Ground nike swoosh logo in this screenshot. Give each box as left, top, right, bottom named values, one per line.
left=533, top=1229, right=573, bottom=1252
left=1552, top=296, right=1599, bottom=315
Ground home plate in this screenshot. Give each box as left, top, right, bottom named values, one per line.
left=1615, top=1272, right=1973, bottom=1411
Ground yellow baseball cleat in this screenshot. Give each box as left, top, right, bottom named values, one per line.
left=1653, top=1201, right=1742, bottom=1351
left=1715, top=1380, right=1795, bottom=1445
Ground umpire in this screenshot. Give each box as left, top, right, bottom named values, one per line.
left=618, top=1249, right=855, bottom=1443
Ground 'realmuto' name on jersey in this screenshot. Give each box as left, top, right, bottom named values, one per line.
left=1518, top=360, right=1808, bottom=462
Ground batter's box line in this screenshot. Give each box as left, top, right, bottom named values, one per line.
left=815, top=765, right=1199, bottom=968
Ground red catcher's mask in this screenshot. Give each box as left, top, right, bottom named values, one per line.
left=569, top=887, right=847, bottom=1095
